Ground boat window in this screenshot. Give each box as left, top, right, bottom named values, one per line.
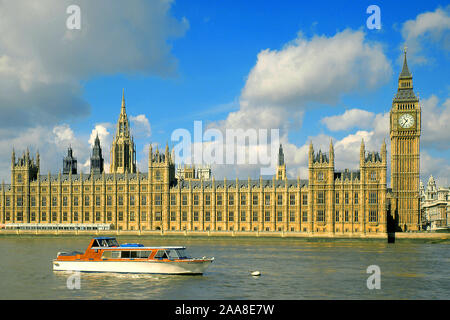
left=92, top=239, right=100, bottom=247
left=121, top=251, right=131, bottom=258
left=166, top=250, right=180, bottom=259
left=138, top=251, right=151, bottom=258
left=130, top=251, right=139, bottom=258
left=107, top=239, right=119, bottom=247
left=176, top=249, right=190, bottom=259
left=102, top=251, right=120, bottom=258
left=154, top=250, right=169, bottom=259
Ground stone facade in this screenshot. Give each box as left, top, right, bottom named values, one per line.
left=420, top=176, right=450, bottom=231
left=0, top=53, right=424, bottom=234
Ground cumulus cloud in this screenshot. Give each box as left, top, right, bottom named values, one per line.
left=0, top=0, right=188, bottom=129
left=420, top=95, right=450, bottom=150
left=130, top=114, right=152, bottom=138
left=321, top=109, right=375, bottom=131
left=213, top=29, right=391, bottom=134
left=401, top=6, right=450, bottom=63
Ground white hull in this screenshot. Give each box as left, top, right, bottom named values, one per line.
left=53, top=259, right=213, bottom=275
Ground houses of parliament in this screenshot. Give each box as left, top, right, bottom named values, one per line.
left=0, top=52, right=421, bottom=235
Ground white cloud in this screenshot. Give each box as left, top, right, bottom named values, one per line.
left=214, top=29, right=391, bottom=134
left=321, top=109, right=375, bottom=131
left=130, top=114, right=152, bottom=138
left=0, top=0, right=188, bottom=129
left=401, top=6, right=450, bottom=63
left=420, top=95, right=450, bottom=150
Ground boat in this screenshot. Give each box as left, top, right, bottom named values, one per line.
left=52, top=237, right=214, bottom=275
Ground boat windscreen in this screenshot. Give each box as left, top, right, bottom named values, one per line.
left=175, top=248, right=191, bottom=259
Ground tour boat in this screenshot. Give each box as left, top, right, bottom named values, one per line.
left=52, top=237, right=214, bottom=275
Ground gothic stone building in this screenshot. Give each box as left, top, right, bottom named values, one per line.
left=0, top=52, right=421, bottom=234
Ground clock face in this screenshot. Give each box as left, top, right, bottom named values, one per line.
left=398, top=113, right=415, bottom=129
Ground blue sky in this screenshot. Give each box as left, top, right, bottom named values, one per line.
left=0, top=0, right=449, bottom=185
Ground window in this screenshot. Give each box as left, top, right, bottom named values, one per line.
left=106, top=195, right=112, bottom=206
left=41, top=196, right=47, bottom=207
left=205, top=195, right=210, bottom=206
left=52, top=196, right=58, bottom=207
left=141, top=195, right=147, bottom=206
left=277, top=211, right=282, bottom=222
left=216, top=211, right=222, bottom=222
left=345, top=192, right=349, bottom=204
left=228, top=195, right=234, bottom=206
left=5, top=212, right=10, bottom=221
left=182, top=211, right=187, bottom=222
left=193, top=195, right=199, bottom=206
left=130, top=195, right=135, bottom=206
left=240, top=194, right=246, bottom=206
left=170, top=211, right=176, bottom=221
left=240, top=211, right=246, bottom=222
left=193, top=211, right=199, bottom=221
left=17, top=174, right=22, bottom=183
left=369, top=210, right=378, bottom=222
left=335, top=193, right=340, bottom=204
left=317, top=191, right=325, bottom=204
left=302, top=211, right=308, bottom=222
left=277, top=195, right=282, bottom=205
left=118, top=196, right=123, bottom=206
left=141, top=212, right=146, bottom=221
left=302, top=194, right=308, bottom=205
left=335, top=210, right=340, bottom=222
left=17, top=196, right=23, bottom=207
left=369, top=192, right=377, bottom=204
left=228, top=211, right=234, bottom=222
left=252, top=194, right=258, bottom=205
left=170, top=194, right=176, bottom=206
left=370, top=171, right=377, bottom=181
left=118, top=211, right=123, bottom=221
left=289, top=211, right=295, bottom=222
left=264, top=211, right=270, bottom=222
left=252, top=211, right=258, bottom=222
left=344, top=210, right=349, bottom=222
left=155, top=212, right=161, bottom=221
left=216, top=194, right=222, bottom=206
left=155, top=195, right=161, bottom=206
left=63, top=196, right=68, bottom=207
left=17, top=212, right=23, bottom=221
left=107, top=212, right=112, bottom=222
left=129, top=212, right=135, bottom=221
left=84, top=212, right=89, bottom=221
left=318, top=172, right=324, bottom=181
left=265, top=195, right=270, bottom=206
left=317, top=210, right=325, bottom=222
left=84, top=195, right=90, bottom=206
left=31, top=196, right=36, bottom=207
left=289, top=194, right=295, bottom=206
left=31, top=212, right=36, bottom=221
left=52, top=212, right=57, bottom=221
left=354, top=192, right=358, bottom=204
left=205, top=211, right=211, bottom=222
left=73, top=212, right=78, bottom=221
left=41, top=212, right=46, bottom=221
left=5, top=196, right=10, bottom=207
left=182, top=195, right=187, bottom=206
left=96, top=196, right=101, bottom=206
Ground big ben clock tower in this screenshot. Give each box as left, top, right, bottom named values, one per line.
left=390, top=47, right=421, bottom=231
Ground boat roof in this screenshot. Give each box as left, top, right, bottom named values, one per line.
left=98, top=246, right=186, bottom=250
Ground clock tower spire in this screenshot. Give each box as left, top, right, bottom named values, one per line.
left=389, top=47, right=421, bottom=231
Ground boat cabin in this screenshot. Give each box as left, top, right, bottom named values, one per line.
left=56, top=237, right=191, bottom=262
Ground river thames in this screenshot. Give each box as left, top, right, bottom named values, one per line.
left=0, top=236, right=448, bottom=300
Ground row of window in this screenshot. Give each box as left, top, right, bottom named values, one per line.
left=1, top=191, right=380, bottom=208
left=4, top=210, right=379, bottom=223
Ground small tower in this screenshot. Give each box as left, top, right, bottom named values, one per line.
left=90, top=133, right=104, bottom=174
left=276, top=144, right=286, bottom=180
left=63, top=146, right=77, bottom=175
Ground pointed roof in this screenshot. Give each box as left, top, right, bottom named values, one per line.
left=121, top=88, right=126, bottom=114
left=399, top=46, right=412, bottom=79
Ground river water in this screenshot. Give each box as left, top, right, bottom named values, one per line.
left=0, top=236, right=448, bottom=300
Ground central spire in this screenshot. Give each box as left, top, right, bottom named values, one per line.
left=121, top=88, right=126, bottom=114
left=399, top=45, right=412, bottom=79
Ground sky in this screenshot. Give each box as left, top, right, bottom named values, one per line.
left=0, top=0, right=449, bottom=186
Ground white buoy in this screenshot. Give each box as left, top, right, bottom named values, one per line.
left=251, top=270, right=261, bottom=276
